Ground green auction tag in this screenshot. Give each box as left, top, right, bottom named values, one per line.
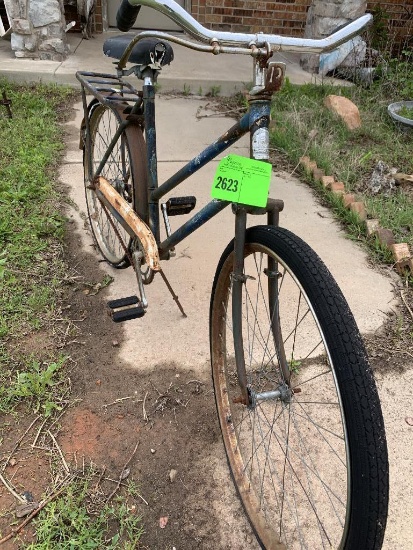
left=211, top=154, right=272, bottom=207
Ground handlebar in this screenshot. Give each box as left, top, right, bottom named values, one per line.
left=117, top=0, right=141, bottom=32
left=117, top=0, right=372, bottom=54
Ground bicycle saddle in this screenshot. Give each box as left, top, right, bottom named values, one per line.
left=103, top=35, right=174, bottom=66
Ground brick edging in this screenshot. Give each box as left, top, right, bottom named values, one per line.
left=299, top=155, right=413, bottom=276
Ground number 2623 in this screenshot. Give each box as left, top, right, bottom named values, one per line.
left=215, top=176, right=239, bottom=192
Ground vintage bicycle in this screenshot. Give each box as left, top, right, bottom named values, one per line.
left=76, top=1, right=389, bottom=548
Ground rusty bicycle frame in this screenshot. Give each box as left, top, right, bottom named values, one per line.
left=77, top=44, right=289, bottom=406
left=76, top=0, right=373, bottom=405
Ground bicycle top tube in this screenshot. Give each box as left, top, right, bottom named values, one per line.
left=123, top=0, right=372, bottom=54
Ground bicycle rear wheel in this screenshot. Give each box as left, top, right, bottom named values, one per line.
left=84, top=103, right=147, bottom=267
left=210, top=225, right=388, bottom=550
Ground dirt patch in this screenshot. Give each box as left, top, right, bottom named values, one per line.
left=0, top=229, right=252, bottom=549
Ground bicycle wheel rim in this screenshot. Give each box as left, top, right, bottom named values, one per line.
left=85, top=104, right=134, bottom=266
left=211, top=237, right=352, bottom=549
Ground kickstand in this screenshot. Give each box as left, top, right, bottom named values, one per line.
left=159, top=270, right=187, bottom=318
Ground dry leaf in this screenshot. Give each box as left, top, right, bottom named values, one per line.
left=15, top=503, right=39, bottom=518
left=120, top=467, right=130, bottom=480
left=159, top=516, right=168, bottom=528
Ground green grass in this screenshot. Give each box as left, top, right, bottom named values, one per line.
left=398, top=105, right=413, bottom=121
left=270, top=73, right=413, bottom=260
left=0, top=80, right=75, bottom=339
left=0, top=356, right=68, bottom=416
left=0, top=80, right=77, bottom=414
left=26, top=476, right=143, bottom=549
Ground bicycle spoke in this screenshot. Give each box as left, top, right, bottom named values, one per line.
left=210, top=232, right=359, bottom=549
left=85, top=105, right=133, bottom=265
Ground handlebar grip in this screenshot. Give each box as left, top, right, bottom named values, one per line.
left=116, top=0, right=141, bottom=32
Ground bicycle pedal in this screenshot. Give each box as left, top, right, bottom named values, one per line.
left=107, top=295, right=139, bottom=309
left=165, top=196, right=196, bottom=216
left=107, top=295, right=146, bottom=323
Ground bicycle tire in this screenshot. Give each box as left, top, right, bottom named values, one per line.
left=210, top=225, right=388, bottom=550
left=84, top=103, right=148, bottom=267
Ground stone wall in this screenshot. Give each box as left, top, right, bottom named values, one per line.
left=5, top=0, right=69, bottom=60
left=301, top=0, right=367, bottom=71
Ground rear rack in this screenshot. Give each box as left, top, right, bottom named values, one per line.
left=76, top=71, right=142, bottom=107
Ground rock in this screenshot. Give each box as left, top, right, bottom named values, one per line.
left=38, top=38, right=66, bottom=54
left=315, top=17, right=348, bottom=36
left=10, top=33, right=25, bottom=51
left=159, top=516, right=168, bottom=528
left=365, top=219, right=380, bottom=236
left=389, top=243, right=411, bottom=262
left=12, top=18, right=32, bottom=34
left=338, top=0, right=367, bottom=19
left=15, top=502, right=39, bottom=518
left=343, top=193, right=355, bottom=208
left=369, top=161, right=397, bottom=194
left=299, top=156, right=312, bottom=171
left=324, top=95, right=361, bottom=130
left=313, top=168, right=325, bottom=183
left=321, top=175, right=335, bottom=188
left=349, top=201, right=367, bottom=221
left=330, top=181, right=345, bottom=194
left=29, top=0, right=61, bottom=27
left=375, top=228, right=395, bottom=247
left=169, top=469, right=177, bottom=482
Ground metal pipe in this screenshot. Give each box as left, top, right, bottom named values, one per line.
left=151, top=113, right=250, bottom=202
left=159, top=199, right=229, bottom=254
left=232, top=206, right=249, bottom=405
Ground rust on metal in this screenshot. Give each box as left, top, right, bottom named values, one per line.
left=232, top=395, right=248, bottom=405
left=249, top=62, right=286, bottom=101
left=95, top=176, right=161, bottom=272
left=264, top=62, right=285, bottom=92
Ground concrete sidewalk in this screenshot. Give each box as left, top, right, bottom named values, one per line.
left=59, top=96, right=405, bottom=550
left=1, top=31, right=338, bottom=94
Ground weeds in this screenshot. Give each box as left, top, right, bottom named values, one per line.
left=398, top=104, right=413, bottom=120
left=207, top=85, right=221, bottom=97
left=270, top=70, right=413, bottom=262
left=0, top=81, right=76, bottom=410
left=0, top=80, right=75, bottom=340
left=26, top=476, right=143, bottom=549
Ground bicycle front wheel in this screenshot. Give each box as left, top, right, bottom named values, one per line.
left=84, top=103, right=147, bottom=267
left=210, top=226, right=388, bottom=550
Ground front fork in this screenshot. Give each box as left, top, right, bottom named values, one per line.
left=232, top=58, right=290, bottom=407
